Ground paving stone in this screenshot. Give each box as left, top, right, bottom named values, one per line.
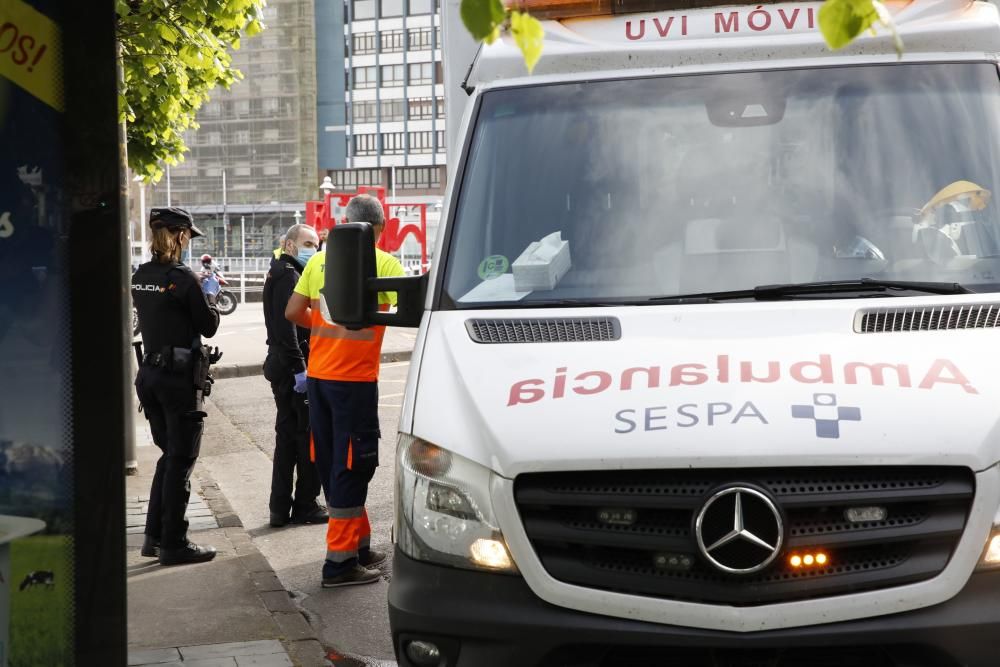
left=180, top=640, right=285, bottom=660
left=284, top=640, right=329, bottom=667
left=127, top=526, right=146, bottom=534
left=126, top=533, right=147, bottom=548
left=183, top=659, right=238, bottom=667
left=128, top=647, right=181, bottom=665
left=238, top=552, right=271, bottom=574
left=186, top=509, right=215, bottom=518
left=260, top=591, right=297, bottom=613
left=234, top=654, right=293, bottom=667
left=250, top=572, right=284, bottom=592
left=272, top=612, right=313, bottom=642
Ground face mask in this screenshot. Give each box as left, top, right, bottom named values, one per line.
left=295, top=247, right=316, bottom=267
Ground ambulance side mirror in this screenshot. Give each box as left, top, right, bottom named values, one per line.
left=323, top=222, right=427, bottom=330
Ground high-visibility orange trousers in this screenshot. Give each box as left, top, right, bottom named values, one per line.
left=307, top=378, right=380, bottom=576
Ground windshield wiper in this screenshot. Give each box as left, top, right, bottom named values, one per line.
left=649, top=279, right=973, bottom=303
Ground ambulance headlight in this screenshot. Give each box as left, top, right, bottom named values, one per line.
left=976, top=503, right=1000, bottom=571
left=395, top=434, right=517, bottom=574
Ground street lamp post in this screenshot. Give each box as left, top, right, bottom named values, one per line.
left=133, top=175, right=146, bottom=263
left=240, top=215, right=246, bottom=305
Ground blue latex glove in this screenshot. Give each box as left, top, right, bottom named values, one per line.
left=202, top=274, right=221, bottom=296
left=293, top=371, right=308, bottom=394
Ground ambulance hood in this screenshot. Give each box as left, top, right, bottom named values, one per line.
left=411, top=296, right=1000, bottom=477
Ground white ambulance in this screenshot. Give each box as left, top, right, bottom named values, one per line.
left=325, top=1, right=1000, bottom=665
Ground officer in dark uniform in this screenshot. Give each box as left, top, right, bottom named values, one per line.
left=263, top=223, right=326, bottom=527
left=132, top=207, right=221, bottom=566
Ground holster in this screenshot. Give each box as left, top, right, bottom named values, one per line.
left=189, top=345, right=223, bottom=419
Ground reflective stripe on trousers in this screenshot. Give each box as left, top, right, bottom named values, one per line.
left=326, top=507, right=371, bottom=563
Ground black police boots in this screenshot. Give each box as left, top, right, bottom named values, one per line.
left=159, top=542, right=217, bottom=566
left=141, top=535, right=160, bottom=558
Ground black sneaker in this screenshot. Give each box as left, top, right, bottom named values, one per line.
left=359, top=549, right=388, bottom=568
left=140, top=536, right=160, bottom=558
left=269, top=512, right=290, bottom=528
left=159, top=542, right=217, bottom=566
left=321, top=565, right=381, bottom=588
left=290, top=505, right=328, bottom=525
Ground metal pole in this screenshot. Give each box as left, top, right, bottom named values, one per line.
left=222, top=170, right=228, bottom=260
left=240, top=216, right=246, bottom=305
left=391, top=165, right=396, bottom=202
left=138, top=181, right=146, bottom=262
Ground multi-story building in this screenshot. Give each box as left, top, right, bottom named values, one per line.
left=317, top=0, right=447, bottom=200
left=136, top=0, right=446, bottom=268
left=144, top=0, right=320, bottom=261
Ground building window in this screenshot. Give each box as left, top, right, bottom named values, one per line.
left=382, top=132, right=405, bottom=155
left=408, top=62, right=433, bottom=86
left=351, top=100, right=378, bottom=123
left=408, top=97, right=433, bottom=120
left=234, top=130, right=250, bottom=144
left=397, top=166, right=441, bottom=189
left=263, top=164, right=281, bottom=176
left=329, top=169, right=383, bottom=189
left=203, top=102, right=221, bottom=117
left=352, top=32, right=377, bottom=55
left=381, top=99, right=405, bottom=122
left=436, top=130, right=445, bottom=151
left=353, top=66, right=377, bottom=89
left=409, top=0, right=432, bottom=15
left=234, top=166, right=251, bottom=177
left=352, top=0, right=375, bottom=19
left=381, top=64, right=404, bottom=87
left=380, top=30, right=405, bottom=53
left=408, top=130, right=434, bottom=154
left=263, top=128, right=280, bottom=141
left=354, top=134, right=378, bottom=156
left=263, top=98, right=279, bottom=113
left=205, top=132, right=222, bottom=145
left=381, top=0, right=403, bottom=17
left=435, top=96, right=445, bottom=118
left=235, top=99, right=250, bottom=116
left=407, top=28, right=433, bottom=51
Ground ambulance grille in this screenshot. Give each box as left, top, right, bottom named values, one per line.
left=514, top=466, right=974, bottom=606
left=856, top=303, right=1000, bottom=333
left=466, top=317, right=621, bottom=343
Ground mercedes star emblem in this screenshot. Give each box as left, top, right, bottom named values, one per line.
left=695, top=486, right=784, bottom=574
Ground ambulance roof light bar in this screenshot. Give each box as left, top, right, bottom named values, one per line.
left=507, top=0, right=813, bottom=21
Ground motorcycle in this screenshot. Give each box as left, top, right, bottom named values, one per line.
left=199, top=266, right=238, bottom=316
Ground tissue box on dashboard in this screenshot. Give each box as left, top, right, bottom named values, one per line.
left=512, top=232, right=571, bottom=292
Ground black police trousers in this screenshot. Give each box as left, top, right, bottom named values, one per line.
left=264, top=354, right=321, bottom=518
left=136, top=365, right=205, bottom=549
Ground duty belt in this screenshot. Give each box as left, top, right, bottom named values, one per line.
left=141, top=347, right=193, bottom=372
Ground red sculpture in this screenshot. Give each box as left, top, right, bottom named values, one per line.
left=305, top=185, right=429, bottom=270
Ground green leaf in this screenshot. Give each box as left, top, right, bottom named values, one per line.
left=818, top=0, right=879, bottom=49
left=510, top=10, right=544, bottom=73
left=245, top=19, right=263, bottom=36
left=118, top=0, right=267, bottom=177
left=157, top=23, right=178, bottom=44
left=461, top=0, right=505, bottom=43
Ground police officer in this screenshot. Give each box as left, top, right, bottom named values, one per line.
left=132, top=207, right=221, bottom=566
left=263, top=223, right=325, bottom=527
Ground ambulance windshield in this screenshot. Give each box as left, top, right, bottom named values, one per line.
left=443, top=63, right=1000, bottom=307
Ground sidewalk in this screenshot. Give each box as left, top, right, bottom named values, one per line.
left=126, top=422, right=331, bottom=667
left=212, top=326, right=415, bottom=379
